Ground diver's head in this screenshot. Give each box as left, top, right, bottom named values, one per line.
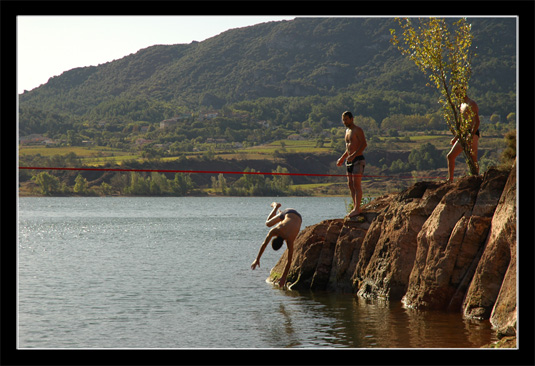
left=272, top=236, right=284, bottom=251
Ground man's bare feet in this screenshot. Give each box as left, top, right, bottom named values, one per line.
left=347, top=208, right=361, bottom=218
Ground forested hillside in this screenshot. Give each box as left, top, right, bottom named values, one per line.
left=18, top=17, right=517, bottom=197
left=19, top=17, right=516, bottom=138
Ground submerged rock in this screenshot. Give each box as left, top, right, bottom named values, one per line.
left=267, top=165, right=516, bottom=340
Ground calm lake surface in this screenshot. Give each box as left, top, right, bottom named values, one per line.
left=18, top=197, right=496, bottom=348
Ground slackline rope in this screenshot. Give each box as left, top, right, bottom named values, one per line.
left=18, top=166, right=445, bottom=180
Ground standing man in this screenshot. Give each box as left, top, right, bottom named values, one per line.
left=251, top=202, right=302, bottom=289
left=337, top=111, right=367, bottom=217
left=446, top=88, right=480, bottom=182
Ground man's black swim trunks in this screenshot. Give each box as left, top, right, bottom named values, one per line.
left=346, top=155, right=366, bottom=174
left=279, top=209, right=302, bottom=221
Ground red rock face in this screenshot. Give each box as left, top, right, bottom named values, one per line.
left=268, top=165, right=516, bottom=338
left=402, top=175, right=484, bottom=310
left=464, top=165, right=516, bottom=337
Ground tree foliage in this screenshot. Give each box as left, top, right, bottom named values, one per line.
left=73, top=174, right=89, bottom=194
left=19, top=17, right=516, bottom=195
left=500, top=129, right=516, bottom=165
left=391, top=17, right=479, bottom=175
left=31, top=172, right=60, bottom=195
left=19, top=18, right=515, bottom=146
left=121, top=172, right=196, bottom=196
left=388, top=142, right=444, bottom=173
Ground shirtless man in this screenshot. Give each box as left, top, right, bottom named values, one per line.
left=336, top=111, right=367, bottom=217
left=251, top=202, right=302, bottom=288
left=447, top=89, right=480, bottom=182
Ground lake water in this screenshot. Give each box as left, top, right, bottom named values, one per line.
left=18, top=196, right=496, bottom=349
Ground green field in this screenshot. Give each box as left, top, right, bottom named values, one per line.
left=19, top=145, right=136, bottom=158
left=242, top=139, right=334, bottom=154
left=19, top=133, right=503, bottom=165
left=19, top=139, right=335, bottom=165
left=19, top=145, right=141, bottom=165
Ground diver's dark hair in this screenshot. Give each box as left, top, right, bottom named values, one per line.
left=272, top=236, right=284, bottom=251
left=342, top=111, right=353, bottom=119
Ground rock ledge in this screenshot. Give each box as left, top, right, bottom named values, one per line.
left=269, top=165, right=517, bottom=343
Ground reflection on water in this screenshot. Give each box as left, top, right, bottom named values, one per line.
left=271, top=290, right=496, bottom=348
left=18, top=197, right=497, bottom=349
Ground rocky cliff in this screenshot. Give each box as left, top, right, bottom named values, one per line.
left=268, top=164, right=516, bottom=344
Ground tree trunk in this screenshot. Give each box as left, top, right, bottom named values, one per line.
left=459, top=137, right=479, bottom=176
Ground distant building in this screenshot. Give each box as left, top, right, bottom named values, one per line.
left=19, top=134, right=55, bottom=145
left=135, top=138, right=152, bottom=146
left=200, top=111, right=219, bottom=120
left=154, top=143, right=170, bottom=150
left=288, top=134, right=304, bottom=141
left=258, top=120, right=270, bottom=128
left=159, top=114, right=191, bottom=129
left=206, top=138, right=227, bottom=144
left=160, top=118, right=179, bottom=129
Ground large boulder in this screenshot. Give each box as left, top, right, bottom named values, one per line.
left=463, top=164, right=516, bottom=338
left=268, top=219, right=341, bottom=290
left=266, top=166, right=515, bottom=342
left=402, top=168, right=509, bottom=311
left=354, top=181, right=448, bottom=300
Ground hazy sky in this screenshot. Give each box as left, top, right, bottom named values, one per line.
left=16, top=16, right=296, bottom=94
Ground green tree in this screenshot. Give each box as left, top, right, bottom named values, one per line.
left=211, top=173, right=228, bottom=195
left=100, top=182, right=114, bottom=196
left=31, top=171, right=60, bottom=195
left=171, top=173, right=195, bottom=196
left=408, top=142, right=442, bottom=171
left=125, top=172, right=149, bottom=195
left=390, top=159, right=410, bottom=173
left=149, top=172, right=170, bottom=195
left=490, top=114, right=501, bottom=123
left=500, top=129, right=516, bottom=165
left=73, top=174, right=89, bottom=195
left=391, top=17, right=479, bottom=175
left=66, top=130, right=81, bottom=146
left=270, top=166, right=293, bottom=192
left=233, top=168, right=267, bottom=196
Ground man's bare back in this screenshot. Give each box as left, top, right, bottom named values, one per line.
left=447, top=94, right=480, bottom=182
left=461, top=98, right=480, bottom=130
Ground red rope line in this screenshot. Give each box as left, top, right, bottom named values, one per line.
left=18, top=166, right=445, bottom=180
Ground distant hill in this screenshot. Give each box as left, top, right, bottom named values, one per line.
left=19, top=17, right=516, bottom=136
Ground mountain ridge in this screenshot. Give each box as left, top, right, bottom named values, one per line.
left=19, top=17, right=516, bottom=134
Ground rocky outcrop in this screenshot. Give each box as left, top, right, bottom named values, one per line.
left=463, top=165, right=517, bottom=337
left=268, top=165, right=516, bottom=340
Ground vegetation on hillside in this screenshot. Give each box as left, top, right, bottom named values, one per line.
left=392, top=17, right=480, bottom=174
left=18, top=17, right=516, bottom=196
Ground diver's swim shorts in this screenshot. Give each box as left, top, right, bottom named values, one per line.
left=346, top=155, right=365, bottom=174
